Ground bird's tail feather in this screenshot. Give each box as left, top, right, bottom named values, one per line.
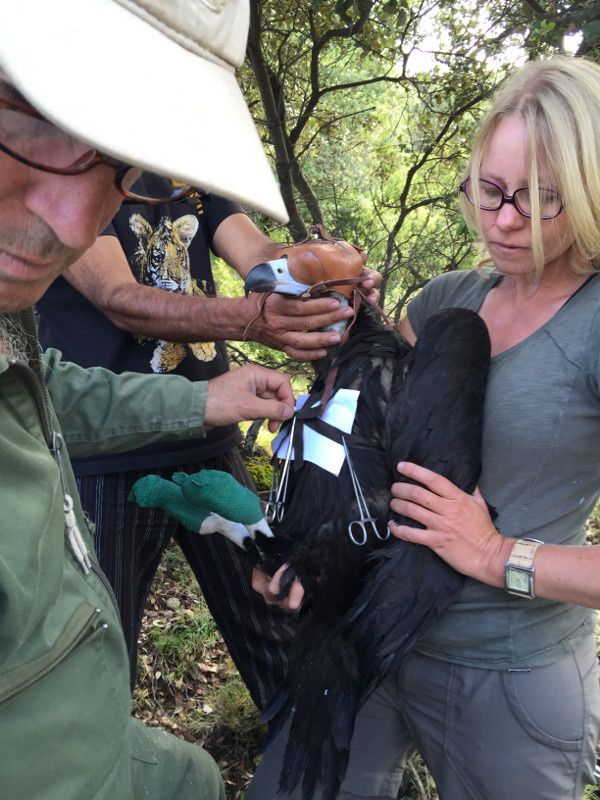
left=261, top=620, right=361, bottom=800
left=347, top=538, right=465, bottom=703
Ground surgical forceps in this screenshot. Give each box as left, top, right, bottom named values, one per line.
left=264, top=417, right=297, bottom=523
left=342, top=436, right=390, bottom=546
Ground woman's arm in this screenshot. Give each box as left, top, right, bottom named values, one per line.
left=389, top=461, right=600, bottom=610
left=398, top=314, right=417, bottom=344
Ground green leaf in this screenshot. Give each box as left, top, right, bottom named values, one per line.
left=583, top=20, right=600, bottom=38
left=335, top=0, right=354, bottom=17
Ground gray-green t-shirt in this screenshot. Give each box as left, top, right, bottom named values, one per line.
left=407, top=268, right=599, bottom=669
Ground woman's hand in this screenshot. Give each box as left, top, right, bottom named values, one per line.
left=390, top=462, right=600, bottom=608
left=389, top=461, right=510, bottom=587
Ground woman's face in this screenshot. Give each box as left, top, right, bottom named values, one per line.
left=479, top=115, right=575, bottom=278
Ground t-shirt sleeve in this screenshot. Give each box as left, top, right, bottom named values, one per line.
left=407, top=273, right=455, bottom=335
left=583, top=304, right=600, bottom=399
left=407, top=269, right=495, bottom=336
left=101, top=220, right=117, bottom=237
left=203, top=193, right=246, bottom=243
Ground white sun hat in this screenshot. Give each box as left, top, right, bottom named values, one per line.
left=0, top=0, right=288, bottom=223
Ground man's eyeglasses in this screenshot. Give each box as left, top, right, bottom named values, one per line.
left=0, top=98, right=195, bottom=204
left=460, top=177, right=563, bottom=220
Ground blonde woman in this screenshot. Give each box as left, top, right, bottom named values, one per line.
left=249, top=56, right=600, bottom=800
left=389, top=56, right=600, bottom=799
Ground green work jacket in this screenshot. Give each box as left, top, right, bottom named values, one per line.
left=0, top=308, right=207, bottom=799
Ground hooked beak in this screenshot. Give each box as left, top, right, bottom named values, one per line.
left=244, top=256, right=312, bottom=297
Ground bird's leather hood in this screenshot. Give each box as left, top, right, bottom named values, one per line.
left=244, top=226, right=367, bottom=299
left=244, top=255, right=312, bottom=297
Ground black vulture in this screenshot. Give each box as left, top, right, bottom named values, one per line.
left=240, top=228, right=491, bottom=800
left=130, top=228, right=491, bottom=800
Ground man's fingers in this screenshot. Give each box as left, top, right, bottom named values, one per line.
left=267, top=405, right=293, bottom=432
left=264, top=294, right=354, bottom=329
left=285, top=579, right=305, bottom=610
left=204, top=365, right=295, bottom=429
left=244, top=366, right=294, bottom=430
left=266, top=294, right=344, bottom=317
left=249, top=365, right=295, bottom=407
left=251, top=565, right=304, bottom=610
left=281, top=330, right=343, bottom=361
left=360, top=267, right=381, bottom=287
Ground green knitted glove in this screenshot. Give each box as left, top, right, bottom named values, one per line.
left=130, top=470, right=277, bottom=563
left=128, top=474, right=210, bottom=532
left=172, top=470, right=264, bottom=525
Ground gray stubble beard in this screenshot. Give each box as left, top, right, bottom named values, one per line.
left=0, top=313, right=28, bottom=361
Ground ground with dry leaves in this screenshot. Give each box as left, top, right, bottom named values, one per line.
left=131, top=544, right=266, bottom=799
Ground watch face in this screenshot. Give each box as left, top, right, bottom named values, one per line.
left=507, top=567, right=532, bottom=594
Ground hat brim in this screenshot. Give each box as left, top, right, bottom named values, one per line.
left=0, top=0, right=288, bottom=223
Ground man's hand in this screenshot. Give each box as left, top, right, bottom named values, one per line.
left=360, top=267, right=382, bottom=306
left=204, top=365, right=294, bottom=433
left=245, top=267, right=384, bottom=361
left=251, top=564, right=305, bottom=610
left=247, top=293, right=354, bottom=360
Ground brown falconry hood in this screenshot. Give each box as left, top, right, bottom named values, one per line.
left=244, top=225, right=367, bottom=300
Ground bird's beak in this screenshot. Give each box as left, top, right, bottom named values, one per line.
left=244, top=256, right=312, bottom=297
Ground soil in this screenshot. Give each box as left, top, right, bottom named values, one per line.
left=132, top=552, right=265, bottom=799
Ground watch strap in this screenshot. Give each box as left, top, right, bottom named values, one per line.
left=507, top=538, right=542, bottom=569
left=504, top=538, right=543, bottom=599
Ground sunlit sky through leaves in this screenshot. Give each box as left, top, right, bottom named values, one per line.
left=406, top=5, right=583, bottom=76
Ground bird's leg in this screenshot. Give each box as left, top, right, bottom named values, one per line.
left=199, top=512, right=252, bottom=548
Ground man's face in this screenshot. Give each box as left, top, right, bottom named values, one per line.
left=0, top=81, right=125, bottom=312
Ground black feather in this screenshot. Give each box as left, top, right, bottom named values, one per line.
left=256, top=304, right=490, bottom=800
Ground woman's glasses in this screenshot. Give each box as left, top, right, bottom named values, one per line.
left=0, top=98, right=194, bottom=204
left=460, top=177, right=562, bottom=220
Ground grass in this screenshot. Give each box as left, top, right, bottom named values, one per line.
left=132, top=544, right=266, bottom=798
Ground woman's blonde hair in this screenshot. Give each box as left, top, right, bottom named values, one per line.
left=460, top=56, right=600, bottom=278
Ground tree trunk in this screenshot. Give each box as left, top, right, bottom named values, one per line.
left=241, top=418, right=265, bottom=459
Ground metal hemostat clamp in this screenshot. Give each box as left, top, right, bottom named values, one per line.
left=264, top=417, right=297, bottom=523
left=342, top=436, right=390, bottom=545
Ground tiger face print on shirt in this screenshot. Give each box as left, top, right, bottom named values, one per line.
left=129, top=213, right=217, bottom=372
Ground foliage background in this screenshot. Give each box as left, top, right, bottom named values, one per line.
left=218, top=0, right=600, bottom=388
left=138, top=3, right=600, bottom=797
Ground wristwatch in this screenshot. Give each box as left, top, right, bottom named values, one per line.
left=504, top=538, right=543, bottom=599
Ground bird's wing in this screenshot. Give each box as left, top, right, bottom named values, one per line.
left=348, top=306, right=491, bottom=702
left=261, top=306, right=491, bottom=800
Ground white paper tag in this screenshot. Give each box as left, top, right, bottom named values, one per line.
left=271, top=389, right=359, bottom=476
